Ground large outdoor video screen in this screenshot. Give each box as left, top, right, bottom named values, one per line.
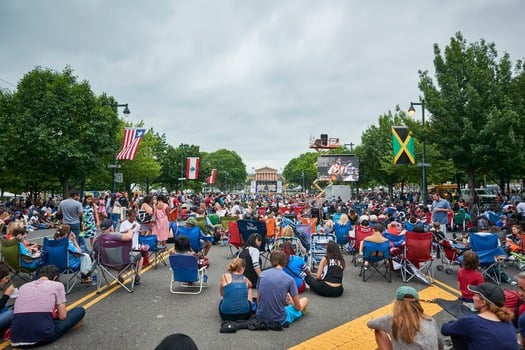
left=317, top=155, right=360, bottom=182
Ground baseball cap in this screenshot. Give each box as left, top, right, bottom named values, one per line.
left=100, top=218, right=113, bottom=230
left=467, top=283, right=505, bottom=307
left=396, top=286, right=419, bottom=300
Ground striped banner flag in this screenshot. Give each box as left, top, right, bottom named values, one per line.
left=116, top=129, right=146, bottom=160
left=186, top=157, right=200, bottom=179
left=206, top=169, right=217, bottom=184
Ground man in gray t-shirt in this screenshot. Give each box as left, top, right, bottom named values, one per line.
left=57, top=190, right=84, bottom=248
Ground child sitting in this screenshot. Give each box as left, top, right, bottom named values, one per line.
left=457, top=251, right=484, bottom=311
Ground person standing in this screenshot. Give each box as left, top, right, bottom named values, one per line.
left=10, top=265, right=85, bottom=347
left=432, top=192, right=451, bottom=234
left=57, top=190, right=85, bottom=250
left=152, top=195, right=170, bottom=248
left=82, top=194, right=99, bottom=250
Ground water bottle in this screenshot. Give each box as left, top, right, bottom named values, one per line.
left=203, top=274, right=208, bottom=283
left=91, top=271, right=97, bottom=286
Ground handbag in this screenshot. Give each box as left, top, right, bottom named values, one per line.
left=137, top=209, right=152, bottom=224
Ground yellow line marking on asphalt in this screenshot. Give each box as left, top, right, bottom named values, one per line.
left=1, top=251, right=169, bottom=349
left=289, top=282, right=457, bottom=350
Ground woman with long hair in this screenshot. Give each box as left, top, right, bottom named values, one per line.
left=152, top=194, right=170, bottom=248
left=368, top=286, right=443, bottom=349
left=441, top=283, right=518, bottom=350
left=238, top=233, right=262, bottom=287
left=82, top=194, right=99, bottom=250
left=304, top=241, right=344, bottom=297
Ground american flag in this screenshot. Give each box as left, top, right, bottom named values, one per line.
left=116, top=128, right=146, bottom=160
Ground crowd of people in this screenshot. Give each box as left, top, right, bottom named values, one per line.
left=1, top=187, right=525, bottom=348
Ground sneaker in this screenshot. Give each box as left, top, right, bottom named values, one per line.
left=134, top=275, right=141, bottom=285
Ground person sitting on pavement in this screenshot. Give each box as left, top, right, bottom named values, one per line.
left=9, top=265, right=86, bottom=347
left=182, top=217, right=212, bottom=256
left=218, top=257, right=253, bottom=321
left=367, top=286, right=443, bottom=350
left=281, top=241, right=310, bottom=293
left=54, top=224, right=94, bottom=283
left=0, top=262, right=15, bottom=338
left=441, top=283, right=518, bottom=350
left=305, top=240, right=344, bottom=297
left=94, top=218, right=144, bottom=285
left=256, top=250, right=309, bottom=328
left=238, top=233, right=263, bottom=288
left=457, top=251, right=484, bottom=311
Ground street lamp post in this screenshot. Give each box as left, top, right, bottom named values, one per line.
left=111, top=103, right=130, bottom=193
left=408, top=100, right=429, bottom=205
left=179, top=143, right=188, bottom=190
left=344, top=143, right=354, bottom=153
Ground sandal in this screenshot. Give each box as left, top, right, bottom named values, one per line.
left=81, top=275, right=93, bottom=283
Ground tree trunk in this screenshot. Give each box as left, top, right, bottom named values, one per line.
left=61, top=178, right=70, bottom=199
left=466, top=169, right=476, bottom=208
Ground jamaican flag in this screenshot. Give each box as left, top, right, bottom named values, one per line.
left=392, top=126, right=415, bottom=165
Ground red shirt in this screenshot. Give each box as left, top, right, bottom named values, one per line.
left=457, top=268, right=484, bottom=300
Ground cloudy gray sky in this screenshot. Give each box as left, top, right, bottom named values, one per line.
left=1, top=0, right=524, bottom=173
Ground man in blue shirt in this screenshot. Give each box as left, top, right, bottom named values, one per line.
left=431, top=193, right=451, bottom=234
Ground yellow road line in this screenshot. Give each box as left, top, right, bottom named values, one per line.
left=289, top=283, right=457, bottom=350
left=1, top=251, right=169, bottom=349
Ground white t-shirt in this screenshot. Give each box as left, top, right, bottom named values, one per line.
left=120, top=220, right=140, bottom=249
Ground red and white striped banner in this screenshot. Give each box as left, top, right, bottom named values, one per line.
left=116, top=129, right=146, bottom=160
left=206, top=169, right=217, bottom=184
left=186, top=157, right=200, bottom=179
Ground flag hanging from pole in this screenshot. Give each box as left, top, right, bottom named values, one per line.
left=186, top=157, right=200, bottom=179
left=206, top=169, right=217, bottom=184
left=392, top=126, right=415, bottom=165
left=116, top=128, right=146, bottom=160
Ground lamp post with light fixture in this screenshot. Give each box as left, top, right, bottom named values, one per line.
left=110, top=103, right=130, bottom=193
left=407, top=100, right=429, bottom=205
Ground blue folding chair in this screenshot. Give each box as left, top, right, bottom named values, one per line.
left=176, top=226, right=206, bottom=254
left=359, top=240, right=391, bottom=282
left=138, top=234, right=167, bottom=269
left=169, top=254, right=207, bottom=295
left=462, top=232, right=507, bottom=284
left=334, top=222, right=351, bottom=248
left=42, top=237, right=82, bottom=294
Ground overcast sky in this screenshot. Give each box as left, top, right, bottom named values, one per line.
left=1, top=0, right=524, bottom=173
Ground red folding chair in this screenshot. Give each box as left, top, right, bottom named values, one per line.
left=400, top=231, right=434, bottom=284
left=227, top=221, right=243, bottom=259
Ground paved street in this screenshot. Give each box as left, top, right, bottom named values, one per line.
left=1, top=228, right=517, bottom=350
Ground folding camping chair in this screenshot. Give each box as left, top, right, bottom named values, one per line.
left=95, top=235, right=139, bottom=293
left=138, top=234, right=167, bottom=269
left=226, top=221, right=244, bottom=259
left=0, top=238, right=40, bottom=281
left=41, top=237, right=82, bottom=294
left=237, top=220, right=269, bottom=267
left=309, top=233, right=336, bottom=272
left=334, top=222, right=351, bottom=252
left=400, top=232, right=434, bottom=284
left=352, top=225, right=373, bottom=266
left=463, top=232, right=507, bottom=284
left=176, top=226, right=206, bottom=255
left=169, top=254, right=207, bottom=294
left=359, top=240, right=391, bottom=282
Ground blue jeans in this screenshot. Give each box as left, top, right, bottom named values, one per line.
left=52, top=307, right=85, bottom=342
left=69, top=223, right=87, bottom=252
left=0, top=309, right=13, bottom=330
left=110, top=213, right=120, bottom=230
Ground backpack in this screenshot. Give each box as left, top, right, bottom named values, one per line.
left=503, top=289, right=522, bottom=327
left=137, top=209, right=152, bottom=224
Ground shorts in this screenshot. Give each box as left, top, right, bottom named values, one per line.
left=283, top=305, right=303, bottom=325
left=130, top=251, right=142, bottom=262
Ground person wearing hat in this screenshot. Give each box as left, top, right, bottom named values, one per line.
left=94, top=218, right=144, bottom=285
left=367, top=286, right=443, bottom=350
left=441, top=283, right=518, bottom=350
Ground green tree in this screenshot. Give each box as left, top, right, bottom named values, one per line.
left=283, top=152, right=318, bottom=192
left=418, top=32, right=525, bottom=201
left=0, top=67, right=122, bottom=197
left=201, top=149, right=247, bottom=192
